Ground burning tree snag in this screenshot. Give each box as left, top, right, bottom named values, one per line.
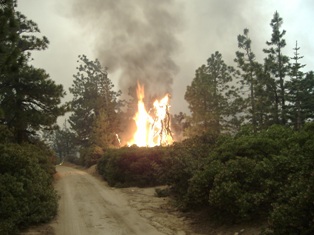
left=164, top=104, right=174, bottom=144
left=150, top=99, right=173, bottom=146
left=128, top=83, right=173, bottom=147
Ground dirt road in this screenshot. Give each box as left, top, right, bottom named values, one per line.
left=21, top=165, right=262, bottom=235
left=51, top=165, right=169, bottom=235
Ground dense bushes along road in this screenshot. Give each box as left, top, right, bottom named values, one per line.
left=0, top=142, right=58, bottom=235
left=97, top=124, right=314, bottom=235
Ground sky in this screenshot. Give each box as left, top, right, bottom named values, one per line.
left=17, top=0, right=314, bottom=123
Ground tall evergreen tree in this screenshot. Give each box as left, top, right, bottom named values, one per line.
left=301, top=71, right=314, bottom=120
left=235, top=28, right=274, bottom=130
left=263, top=11, right=290, bottom=125
left=0, top=0, right=15, bottom=75
left=235, top=28, right=261, bottom=132
left=286, top=67, right=314, bottom=129
left=0, top=0, right=66, bottom=143
left=286, top=41, right=306, bottom=129
left=69, top=55, right=123, bottom=149
left=185, top=51, right=238, bottom=136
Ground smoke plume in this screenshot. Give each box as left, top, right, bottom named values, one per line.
left=69, top=0, right=183, bottom=99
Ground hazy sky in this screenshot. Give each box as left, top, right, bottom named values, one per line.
left=17, top=0, right=314, bottom=119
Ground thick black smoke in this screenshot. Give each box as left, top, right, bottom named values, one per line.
left=69, top=0, right=183, bottom=99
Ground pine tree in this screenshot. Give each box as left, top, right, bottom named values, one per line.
left=287, top=69, right=314, bottom=129
left=185, top=51, right=238, bottom=137
left=0, top=0, right=16, bottom=75
left=254, top=65, right=278, bottom=129
left=286, top=41, right=306, bottom=129
left=301, top=71, right=314, bottom=121
left=235, top=28, right=260, bottom=132
left=263, top=11, right=290, bottom=125
left=69, top=55, right=123, bottom=149
left=0, top=0, right=66, bottom=143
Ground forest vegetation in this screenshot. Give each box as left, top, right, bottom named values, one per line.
left=0, top=1, right=65, bottom=234
left=1, top=1, right=314, bottom=234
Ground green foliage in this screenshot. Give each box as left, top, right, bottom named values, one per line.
left=48, top=124, right=77, bottom=163
left=186, top=124, right=314, bottom=233
left=286, top=41, right=306, bottom=130
left=151, top=132, right=218, bottom=208
left=263, top=123, right=314, bottom=234
left=0, top=124, right=14, bottom=143
left=81, top=144, right=104, bottom=167
left=184, top=51, right=240, bottom=137
left=69, top=55, right=123, bottom=167
left=185, top=159, right=223, bottom=209
left=235, top=28, right=259, bottom=131
left=0, top=0, right=19, bottom=75
left=209, top=157, right=275, bottom=221
left=0, top=3, right=61, bottom=233
left=0, top=1, right=66, bottom=143
left=287, top=69, right=314, bottom=130
left=97, top=146, right=167, bottom=187
left=213, top=125, right=293, bottom=162
left=69, top=55, right=122, bottom=150
left=185, top=12, right=313, bottom=135
left=157, top=145, right=200, bottom=203
left=263, top=11, right=290, bottom=125
left=22, top=141, right=57, bottom=176
left=265, top=173, right=314, bottom=235
left=0, top=143, right=58, bottom=235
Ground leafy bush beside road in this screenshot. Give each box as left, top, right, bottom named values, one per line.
left=0, top=143, right=58, bottom=235
left=97, top=146, right=167, bottom=187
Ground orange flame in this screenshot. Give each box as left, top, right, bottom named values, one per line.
left=128, top=82, right=173, bottom=147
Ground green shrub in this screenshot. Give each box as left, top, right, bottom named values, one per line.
left=264, top=124, right=314, bottom=234
left=22, top=142, right=57, bottom=176
left=154, top=136, right=216, bottom=208
left=208, top=157, right=273, bottom=222
left=213, top=125, right=294, bottom=162
left=157, top=148, right=197, bottom=198
left=0, top=174, right=24, bottom=234
left=0, top=144, right=58, bottom=234
left=265, top=173, right=314, bottom=235
left=97, top=146, right=167, bottom=187
left=0, top=125, right=14, bottom=144
left=185, top=160, right=223, bottom=209
left=81, top=144, right=105, bottom=167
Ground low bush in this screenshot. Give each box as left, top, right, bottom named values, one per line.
left=97, top=146, right=167, bottom=187
left=163, top=123, right=314, bottom=232
left=263, top=123, right=314, bottom=234
left=0, top=143, right=58, bottom=235
left=208, top=157, right=274, bottom=222
left=184, top=159, right=223, bottom=209
left=81, top=144, right=105, bottom=167
left=155, top=134, right=218, bottom=206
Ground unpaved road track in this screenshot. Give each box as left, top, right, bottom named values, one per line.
left=51, top=165, right=166, bottom=235
left=21, top=165, right=262, bottom=235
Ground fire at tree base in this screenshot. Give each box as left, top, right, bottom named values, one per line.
left=127, top=82, right=174, bottom=147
